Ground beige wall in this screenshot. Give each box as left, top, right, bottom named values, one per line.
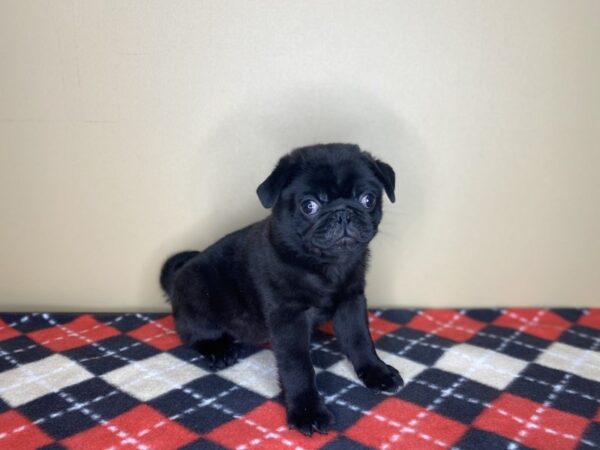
left=1, top=1, right=599, bottom=312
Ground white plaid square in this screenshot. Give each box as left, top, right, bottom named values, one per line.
left=535, top=342, right=600, bottom=382
left=0, top=354, right=93, bottom=407
left=434, top=343, right=528, bottom=390
left=218, top=349, right=280, bottom=398
left=327, top=350, right=427, bottom=385
left=101, top=353, right=208, bottom=401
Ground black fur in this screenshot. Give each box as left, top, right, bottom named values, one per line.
left=161, top=143, right=403, bottom=435
left=160, top=251, right=200, bottom=294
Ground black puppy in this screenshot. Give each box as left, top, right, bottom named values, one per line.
left=160, top=143, right=403, bottom=435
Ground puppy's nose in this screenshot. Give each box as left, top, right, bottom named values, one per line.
left=334, top=210, right=352, bottom=225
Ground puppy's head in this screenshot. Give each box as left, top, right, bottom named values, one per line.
left=257, top=144, right=395, bottom=259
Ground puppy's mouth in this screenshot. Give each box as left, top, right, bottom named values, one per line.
left=308, top=231, right=369, bottom=252
left=333, top=236, right=359, bottom=248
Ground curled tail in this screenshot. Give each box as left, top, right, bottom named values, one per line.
left=160, top=251, right=200, bottom=297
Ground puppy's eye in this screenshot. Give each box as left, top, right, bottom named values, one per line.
left=359, top=193, right=376, bottom=209
left=301, top=199, right=320, bottom=216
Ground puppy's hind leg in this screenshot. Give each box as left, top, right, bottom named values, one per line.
left=195, top=333, right=239, bottom=369
left=170, top=259, right=240, bottom=369
left=174, top=310, right=239, bottom=369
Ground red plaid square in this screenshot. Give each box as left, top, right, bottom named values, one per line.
left=127, top=316, right=181, bottom=350
left=206, top=401, right=336, bottom=449
left=474, top=393, right=589, bottom=450
left=345, top=397, right=468, bottom=449
left=367, top=313, right=402, bottom=342
left=319, top=321, right=335, bottom=335
left=61, top=404, right=198, bottom=450
left=27, top=315, right=120, bottom=351
left=492, top=309, right=571, bottom=340
left=318, top=312, right=400, bottom=342
left=0, top=318, right=20, bottom=342
left=0, top=411, right=53, bottom=450
left=407, top=310, right=486, bottom=342
left=578, top=309, right=600, bottom=330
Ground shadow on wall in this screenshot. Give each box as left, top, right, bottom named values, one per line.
left=141, top=84, right=431, bottom=304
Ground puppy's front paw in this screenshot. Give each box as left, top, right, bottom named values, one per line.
left=287, top=397, right=334, bottom=436
left=357, top=364, right=403, bottom=392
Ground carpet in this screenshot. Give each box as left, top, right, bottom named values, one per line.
left=0, top=309, right=598, bottom=450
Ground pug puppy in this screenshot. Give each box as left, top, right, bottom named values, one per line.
left=160, top=143, right=403, bottom=435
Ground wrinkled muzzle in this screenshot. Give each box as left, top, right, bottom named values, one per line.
left=305, top=208, right=375, bottom=251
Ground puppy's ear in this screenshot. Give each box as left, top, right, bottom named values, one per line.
left=256, top=157, right=294, bottom=208
left=371, top=159, right=396, bottom=203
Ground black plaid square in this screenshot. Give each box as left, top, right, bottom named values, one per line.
left=64, top=377, right=139, bottom=420
left=0, top=335, right=53, bottom=371
left=463, top=308, right=503, bottom=323
left=18, top=391, right=96, bottom=440
left=38, top=444, right=67, bottom=450
left=94, top=313, right=155, bottom=333
left=397, top=368, right=501, bottom=424
left=0, top=313, right=72, bottom=334
left=63, top=334, right=161, bottom=375
left=18, top=377, right=137, bottom=441
left=552, top=309, right=585, bottom=323
left=579, top=422, right=600, bottom=450
left=375, top=326, right=455, bottom=366
left=321, top=371, right=388, bottom=431
left=149, top=374, right=265, bottom=434
left=321, top=435, right=374, bottom=449
left=467, top=324, right=551, bottom=361
left=180, top=438, right=228, bottom=450
left=507, top=363, right=600, bottom=419
left=149, top=388, right=231, bottom=434
left=99, top=313, right=137, bottom=329
left=312, top=335, right=346, bottom=369
left=378, top=308, right=419, bottom=325
left=455, top=428, right=535, bottom=450
left=558, top=325, right=600, bottom=351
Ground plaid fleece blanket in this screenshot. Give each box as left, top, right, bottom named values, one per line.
left=0, top=309, right=598, bottom=450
